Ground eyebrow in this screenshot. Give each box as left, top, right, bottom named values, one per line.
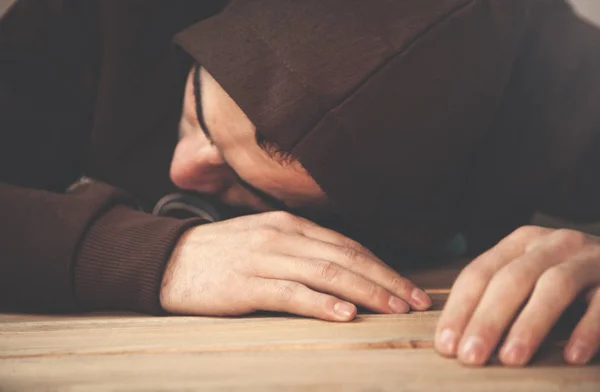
left=193, top=63, right=214, bottom=144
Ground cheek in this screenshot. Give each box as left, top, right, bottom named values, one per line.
left=224, top=149, right=274, bottom=188
left=228, top=152, right=326, bottom=202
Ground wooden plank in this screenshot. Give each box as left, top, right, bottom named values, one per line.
left=1, top=349, right=598, bottom=392
left=0, top=312, right=442, bottom=359
left=0, top=291, right=578, bottom=360
left=0, top=312, right=143, bottom=324
left=3, top=259, right=594, bottom=392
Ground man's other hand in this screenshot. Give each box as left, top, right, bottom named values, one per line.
left=160, top=211, right=431, bottom=321
left=435, top=226, right=600, bottom=366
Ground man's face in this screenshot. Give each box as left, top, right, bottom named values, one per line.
left=171, top=66, right=329, bottom=212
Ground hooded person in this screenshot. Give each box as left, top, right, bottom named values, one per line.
left=175, top=0, right=600, bottom=258
left=1, top=0, right=600, bottom=365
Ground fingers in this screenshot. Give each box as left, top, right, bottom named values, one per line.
left=298, top=221, right=379, bottom=257
left=253, top=255, right=410, bottom=314
left=268, top=234, right=429, bottom=311
left=249, top=277, right=357, bottom=322
left=211, top=211, right=428, bottom=314
left=497, top=249, right=600, bottom=366
left=454, top=229, right=591, bottom=366
left=456, top=237, right=580, bottom=366
left=565, top=286, right=600, bottom=365
left=261, top=211, right=378, bottom=257
left=435, top=226, right=551, bottom=358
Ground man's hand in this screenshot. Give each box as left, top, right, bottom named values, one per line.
left=435, top=226, right=600, bottom=366
left=160, top=211, right=431, bottom=321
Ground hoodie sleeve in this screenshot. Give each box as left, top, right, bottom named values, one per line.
left=527, top=1, right=600, bottom=223
left=0, top=0, right=204, bottom=314
left=0, top=182, right=203, bottom=314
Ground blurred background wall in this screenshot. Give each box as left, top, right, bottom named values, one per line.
left=572, top=0, right=600, bottom=25
left=1, top=0, right=600, bottom=25
left=1, top=0, right=12, bottom=16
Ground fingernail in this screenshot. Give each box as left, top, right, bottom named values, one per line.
left=333, top=302, right=355, bottom=319
left=501, top=340, right=529, bottom=366
left=411, top=288, right=432, bottom=308
left=567, top=341, right=593, bottom=365
left=388, top=296, right=410, bottom=314
left=437, top=328, right=458, bottom=355
left=459, top=336, right=486, bottom=365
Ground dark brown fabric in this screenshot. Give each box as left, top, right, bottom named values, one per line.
left=75, top=204, right=205, bottom=314
left=462, top=0, right=600, bottom=251
left=177, top=0, right=600, bottom=255
left=0, top=0, right=225, bottom=314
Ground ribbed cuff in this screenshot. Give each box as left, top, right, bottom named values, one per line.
left=74, top=205, right=205, bottom=314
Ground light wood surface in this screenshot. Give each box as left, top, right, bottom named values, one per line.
left=1, top=260, right=598, bottom=391
left=2, top=350, right=600, bottom=392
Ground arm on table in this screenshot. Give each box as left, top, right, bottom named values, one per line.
left=0, top=0, right=202, bottom=314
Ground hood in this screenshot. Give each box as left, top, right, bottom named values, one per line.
left=174, top=0, right=586, bottom=255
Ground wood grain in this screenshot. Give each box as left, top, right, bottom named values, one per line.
left=1, top=349, right=598, bottom=392
left=1, top=259, right=598, bottom=391
left=0, top=312, right=442, bottom=359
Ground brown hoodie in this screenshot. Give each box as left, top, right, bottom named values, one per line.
left=177, top=0, right=600, bottom=258
left=1, top=0, right=599, bottom=314
left=0, top=0, right=227, bottom=314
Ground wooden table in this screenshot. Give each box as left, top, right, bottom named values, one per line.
left=1, top=260, right=599, bottom=391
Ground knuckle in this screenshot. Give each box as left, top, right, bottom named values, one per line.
left=343, top=246, right=361, bottom=263
left=315, top=261, right=342, bottom=283
left=264, top=211, right=298, bottom=226
left=490, top=264, right=531, bottom=292
left=343, top=238, right=368, bottom=254
left=553, top=229, right=587, bottom=250
left=537, top=268, right=578, bottom=299
left=342, top=247, right=368, bottom=272
left=390, top=276, right=412, bottom=297
left=275, top=282, right=297, bottom=303
left=367, top=282, right=386, bottom=302
left=474, top=324, right=502, bottom=343
left=511, top=225, right=546, bottom=240
left=320, top=295, right=338, bottom=311
left=455, top=264, right=490, bottom=288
